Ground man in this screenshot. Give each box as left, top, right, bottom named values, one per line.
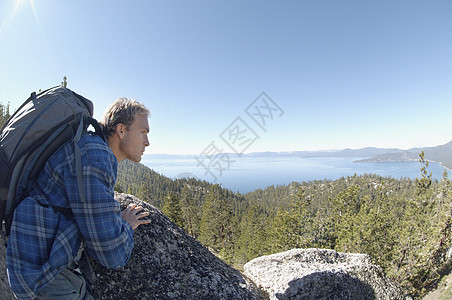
left=6, top=97, right=152, bottom=299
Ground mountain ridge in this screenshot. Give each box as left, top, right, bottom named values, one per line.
left=146, top=147, right=415, bottom=159
left=355, top=140, right=452, bottom=169
left=145, top=140, right=452, bottom=169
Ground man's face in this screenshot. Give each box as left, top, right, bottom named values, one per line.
left=119, top=114, right=150, bottom=162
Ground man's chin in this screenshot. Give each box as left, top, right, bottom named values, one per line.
left=128, top=157, right=142, bottom=163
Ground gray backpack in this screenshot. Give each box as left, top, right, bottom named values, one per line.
left=0, top=86, right=105, bottom=235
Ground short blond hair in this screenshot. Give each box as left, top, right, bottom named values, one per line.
left=101, top=97, right=150, bottom=138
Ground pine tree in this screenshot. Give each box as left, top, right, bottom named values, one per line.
left=198, top=185, right=236, bottom=262
left=394, top=153, right=441, bottom=295
left=114, top=183, right=125, bottom=193
left=61, top=76, right=68, bottom=88
left=310, top=206, right=336, bottom=249
left=162, top=193, right=184, bottom=228
left=137, top=181, right=152, bottom=203
left=330, top=184, right=361, bottom=252
left=268, top=208, right=292, bottom=253
left=126, top=185, right=133, bottom=195
left=268, top=187, right=316, bottom=252
left=416, top=151, right=432, bottom=196
left=236, top=204, right=270, bottom=263
left=180, top=185, right=201, bottom=237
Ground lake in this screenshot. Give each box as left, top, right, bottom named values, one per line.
left=141, top=155, right=449, bottom=193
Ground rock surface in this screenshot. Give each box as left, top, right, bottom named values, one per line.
left=90, top=192, right=262, bottom=300
left=244, top=248, right=405, bottom=300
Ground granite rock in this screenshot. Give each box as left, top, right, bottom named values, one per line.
left=89, top=192, right=262, bottom=300
left=244, top=248, right=405, bottom=300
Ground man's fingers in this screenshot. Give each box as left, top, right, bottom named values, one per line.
left=124, top=204, right=144, bottom=212
left=133, top=206, right=144, bottom=213
left=139, top=219, right=151, bottom=225
left=121, top=204, right=151, bottom=229
left=138, top=211, right=149, bottom=217
left=132, top=207, right=148, bottom=217
left=124, top=205, right=149, bottom=218
left=126, top=203, right=137, bottom=211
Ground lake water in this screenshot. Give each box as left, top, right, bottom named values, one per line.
left=141, top=155, right=449, bottom=193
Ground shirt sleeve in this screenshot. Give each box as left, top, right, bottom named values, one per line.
left=65, top=135, right=134, bottom=269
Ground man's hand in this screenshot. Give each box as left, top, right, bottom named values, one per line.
left=121, top=203, right=151, bottom=230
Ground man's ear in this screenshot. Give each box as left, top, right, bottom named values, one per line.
left=115, top=123, right=126, bottom=139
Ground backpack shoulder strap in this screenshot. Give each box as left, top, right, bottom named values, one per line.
left=74, top=116, right=107, bottom=204
left=73, top=117, right=86, bottom=203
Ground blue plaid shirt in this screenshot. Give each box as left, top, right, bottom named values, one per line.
left=6, top=133, right=134, bottom=299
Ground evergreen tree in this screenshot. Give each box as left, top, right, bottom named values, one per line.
left=126, top=185, right=133, bottom=195
left=236, top=204, right=270, bottom=263
left=310, top=206, right=336, bottom=249
left=199, top=184, right=236, bottom=262
left=391, top=154, right=445, bottom=296
left=268, top=187, right=316, bottom=252
left=416, top=151, right=432, bottom=196
left=114, top=183, right=125, bottom=193
left=162, top=193, right=184, bottom=228
left=61, top=76, right=68, bottom=88
left=268, top=208, right=292, bottom=253
left=137, top=181, right=152, bottom=203
left=330, top=184, right=361, bottom=252
left=180, top=185, right=201, bottom=238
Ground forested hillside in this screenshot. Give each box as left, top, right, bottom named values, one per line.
left=117, top=154, right=452, bottom=299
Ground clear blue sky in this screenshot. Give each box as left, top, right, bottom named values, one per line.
left=1, top=0, right=451, bottom=155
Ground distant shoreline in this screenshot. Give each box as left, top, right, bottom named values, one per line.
left=140, top=155, right=449, bottom=193
left=354, top=157, right=451, bottom=174
left=430, top=160, right=452, bottom=173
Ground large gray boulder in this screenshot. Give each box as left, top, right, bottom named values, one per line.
left=90, top=192, right=262, bottom=299
left=243, top=248, right=405, bottom=300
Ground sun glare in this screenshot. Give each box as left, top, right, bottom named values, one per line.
left=1, top=4, right=15, bottom=36
left=0, top=0, right=41, bottom=37
left=14, top=0, right=26, bottom=12
left=29, top=0, right=41, bottom=29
